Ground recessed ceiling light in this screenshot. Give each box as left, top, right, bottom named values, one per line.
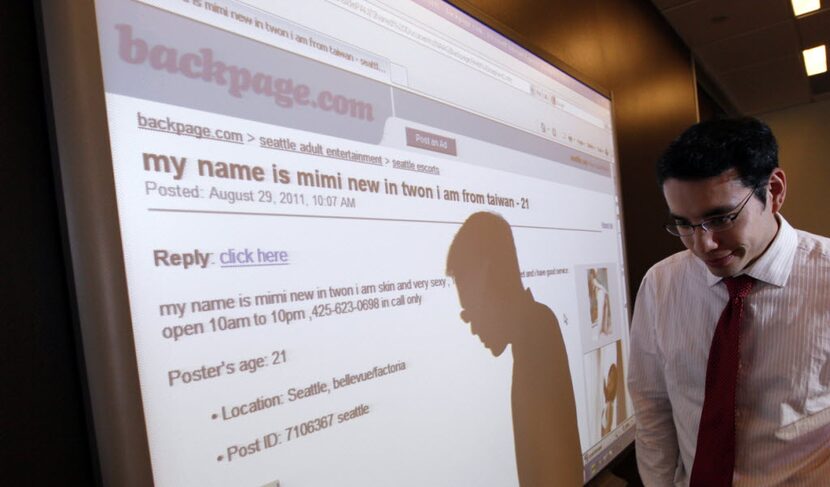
left=792, top=0, right=821, bottom=16
left=803, top=45, right=827, bottom=76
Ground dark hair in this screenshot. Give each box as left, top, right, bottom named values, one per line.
left=446, top=212, right=522, bottom=288
left=656, top=117, right=778, bottom=203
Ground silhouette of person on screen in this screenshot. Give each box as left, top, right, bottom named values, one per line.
left=446, top=212, right=583, bottom=486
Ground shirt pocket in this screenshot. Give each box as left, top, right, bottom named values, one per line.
left=775, top=406, right=830, bottom=441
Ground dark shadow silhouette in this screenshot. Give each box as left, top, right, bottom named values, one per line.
left=447, top=212, right=583, bottom=486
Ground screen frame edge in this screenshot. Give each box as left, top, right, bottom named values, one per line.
left=36, top=0, right=155, bottom=485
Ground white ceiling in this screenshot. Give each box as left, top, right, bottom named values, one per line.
left=651, top=0, right=830, bottom=115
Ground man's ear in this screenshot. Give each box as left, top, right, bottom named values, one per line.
left=768, top=168, right=786, bottom=214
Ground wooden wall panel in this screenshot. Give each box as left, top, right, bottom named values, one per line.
left=451, top=0, right=697, bottom=294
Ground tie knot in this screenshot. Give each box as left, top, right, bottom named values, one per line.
left=725, top=274, right=754, bottom=299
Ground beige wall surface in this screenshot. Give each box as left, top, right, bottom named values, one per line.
left=760, top=98, right=830, bottom=238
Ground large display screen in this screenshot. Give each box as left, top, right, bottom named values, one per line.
left=47, top=0, right=634, bottom=485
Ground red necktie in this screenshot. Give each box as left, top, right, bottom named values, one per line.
left=690, top=274, right=754, bottom=487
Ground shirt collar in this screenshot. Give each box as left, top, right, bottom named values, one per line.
left=706, top=214, right=798, bottom=288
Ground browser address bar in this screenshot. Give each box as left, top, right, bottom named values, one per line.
left=328, top=0, right=531, bottom=94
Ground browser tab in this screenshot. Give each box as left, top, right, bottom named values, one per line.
left=405, top=127, right=457, bottom=155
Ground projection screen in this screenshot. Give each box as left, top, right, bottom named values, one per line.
left=39, top=0, right=635, bottom=485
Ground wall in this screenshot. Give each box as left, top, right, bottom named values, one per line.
left=760, top=98, right=830, bottom=237
left=2, top=0, right=698, bottom=484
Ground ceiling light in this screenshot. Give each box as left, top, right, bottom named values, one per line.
left=803, top=45, right=827, bottom=76
left=792, top=0, right=821, bottom=16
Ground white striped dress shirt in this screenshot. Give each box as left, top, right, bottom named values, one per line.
left=628, top=216, right=830, bottom=486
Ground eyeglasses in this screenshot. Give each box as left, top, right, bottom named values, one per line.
left=664, top=187, right=756, bottom=237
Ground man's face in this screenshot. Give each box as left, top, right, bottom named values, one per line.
left=453, top=270, right=510, bottom=357
left=662, top=169, right=782, bottom=278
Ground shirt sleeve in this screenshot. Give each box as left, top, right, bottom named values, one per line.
left=628, top=271, right=680, bottom=486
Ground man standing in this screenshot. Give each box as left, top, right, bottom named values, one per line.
left=628, top=118, right=830, bottom=486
